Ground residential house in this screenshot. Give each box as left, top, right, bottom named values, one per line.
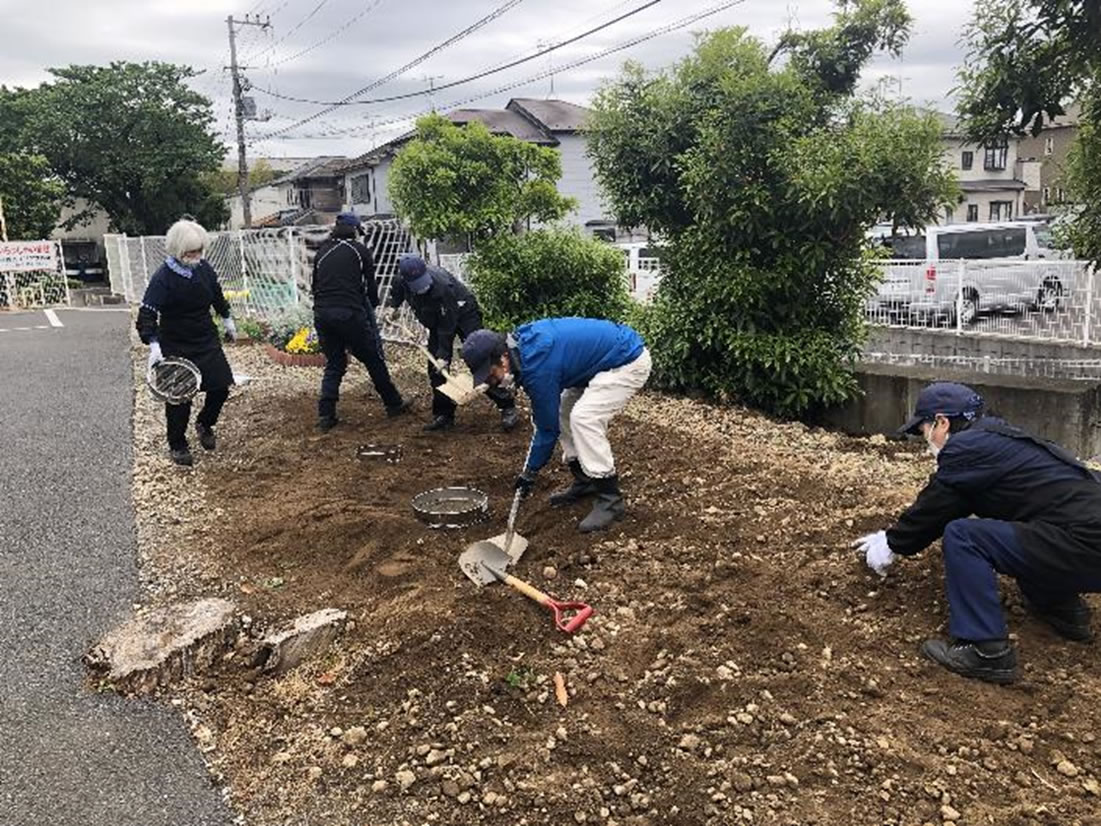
left=935, top=112, right=1027, bottom=224
left=340, top=98, right=621, bottom=243
left=227, top=156, right=348, bottom=229
left=1017, top=103, right=1081, bottom=214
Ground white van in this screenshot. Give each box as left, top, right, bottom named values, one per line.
left=871, top=222, right=1066, bottom=324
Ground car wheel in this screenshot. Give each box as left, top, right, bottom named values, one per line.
left=1037, top=277, right=1064, bottom=312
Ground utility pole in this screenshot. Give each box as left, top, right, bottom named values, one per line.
left=422, top=75, right=444, bottom=112
left=227, top=14, right=270, bottom=229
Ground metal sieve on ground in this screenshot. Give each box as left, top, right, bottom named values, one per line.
left=411, top=487, right=489, bottom=529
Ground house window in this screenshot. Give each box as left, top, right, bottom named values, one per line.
left=961, top=151, right=974, bottom=171
left=944, top=207, right=954, bottom=223
left=1043, top=186, right=1050, bottom=205
left=1044, top=136, right=1055, bottom=156
left=967, top=204, right=979, bottom=222
left=989, top=200, right=1014, bottom=221
left=1057, top=187, right=1066, bottom=202
left=350, top=174, right=371, bottom=205
left=984, top=139, right=1009, bottom=171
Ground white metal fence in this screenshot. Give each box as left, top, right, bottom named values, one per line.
left=865, top=258, right=1098, bottom=345
left=105, top=220, right=418, bottom=325
left=0, top=240, right=70, bottom=309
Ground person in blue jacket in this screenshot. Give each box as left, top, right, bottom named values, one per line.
left=461, top=318, right=652, bottom=532
left=854, top=382, right=1101, bottom=684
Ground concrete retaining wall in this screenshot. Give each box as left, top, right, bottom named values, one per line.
left=825, top=362, right=1101, bottom=460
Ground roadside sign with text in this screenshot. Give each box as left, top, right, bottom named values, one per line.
left=0, top=241, right=57, bottom=273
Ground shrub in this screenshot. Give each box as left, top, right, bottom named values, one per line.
left=467, top=228, right=633, bottom=331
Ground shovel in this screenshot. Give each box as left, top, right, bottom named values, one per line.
left=458, top=542, right=593, bottom=634
left=465, top=489, right=529, bottom=565
left=384, top=316, right=480, bottom=405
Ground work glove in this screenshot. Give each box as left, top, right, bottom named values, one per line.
left=222, top=316, right=237, bottom=342
left=381, top=306, right=399, bottom=324
left=147, top=341, right=163, bottom=375
left=853, top=530, right=897, bottom=578
left=514, top=469, right=537, bottom=498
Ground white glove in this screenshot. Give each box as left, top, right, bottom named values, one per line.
left=222, top=316, right=237, bottom=342
left=381, top=306, right=399, bottom=324
left=853, top=530, right=897, bottom=578
left=147, top=341, right=163, bottom=374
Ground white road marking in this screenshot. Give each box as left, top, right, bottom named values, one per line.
left=14, top=327, right=31, bottom=331
left=0, top=328, right=8, bottom=333
left=44, top=309, right=63, bottom=327
left=35, top=325, right=49, bottom=329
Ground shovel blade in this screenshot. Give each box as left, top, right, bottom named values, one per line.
left=483, top=532, right=529, bottom=564
left=459, top=541, right=512, bottom=586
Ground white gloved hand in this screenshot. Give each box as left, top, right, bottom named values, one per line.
left=381, top=306, right=399, bottom=324
left=222, top=316, right=237, bottom=342
left=853, top=530, right=897, bottom=578
left=147, top=341, right=163, bottom=374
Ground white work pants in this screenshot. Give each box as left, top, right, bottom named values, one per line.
left=558, top=348, right=652, bottom=478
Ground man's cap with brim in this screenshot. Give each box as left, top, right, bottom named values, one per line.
left=898, top=382, right=984, bottom=435
left=398, top=254, right=432, bottom=294
left=462, top=329, right=506, bottom=386
left=335, top=211, right=362, bottom=227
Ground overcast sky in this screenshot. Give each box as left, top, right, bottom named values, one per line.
left=0, top=0, right=976, bottom=160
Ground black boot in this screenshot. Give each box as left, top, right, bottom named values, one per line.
left=195, top=421, right=216, bottom=451
left=317, top=414, right=340, bottom=432
left=920, top=637, right=1018, bottom=684
left=1026, top=596, right=1093, bottom=642
left=423, top=414, right=454, bottom=432
left=169, top=447, right=194, bottom=467
left=386, top=398, right=414, bottom=418
left=500, top=407, right=520, bottom=432
left=550, top=459, right=597, bottom=507
left=578, top=474, right=625, bottom=533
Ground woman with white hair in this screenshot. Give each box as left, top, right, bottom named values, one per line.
left=136, top=219, right=237, bottom=466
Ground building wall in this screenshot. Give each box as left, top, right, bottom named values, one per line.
left=553, top=133, right=607, bottom=228
left=227, top=184, right=290, bottom=229
left=344, top=160, right=395, bottom=217
left=1019, top=123, right=1078, bottom=212
left=941, top=135, right=1023, bottom=223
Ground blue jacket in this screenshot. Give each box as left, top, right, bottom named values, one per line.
left=515, top=318, right=645, bottom=472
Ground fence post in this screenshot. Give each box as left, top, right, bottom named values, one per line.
left=1084, top=264, right=1095, bottom=347
left=288, top=228, right=299, bottom=310
left=139, top=236, right=150, bottom=286
left=238, top=230, right=250, bottom=316
left=4, top=270, right=15, bottom=308
left=119, top=235, right=133, bottom=303
left=57, top=239, right=71, bottom=307
left=955, top=259, right=965, bottom=335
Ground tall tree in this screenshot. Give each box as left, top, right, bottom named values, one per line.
left=389, top=114, right=576, bottom=245
left=0, top=153, right=65, bottom=239
left=587, top=2, right=958, bottom=417
left=957, top=0, right=1101, bottom=259
left=21, top=62, right=228, bottom=235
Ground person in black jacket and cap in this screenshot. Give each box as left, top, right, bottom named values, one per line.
left=385, top=253, right=518, bottom=432
left=854, top=381, right=1101, bottom=684
left=312, top=212, right=411, bottom=431
left=137, top=218, right=237, bottom=467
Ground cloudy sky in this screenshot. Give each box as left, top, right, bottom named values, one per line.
left=0, top=0, right=976, bottom=160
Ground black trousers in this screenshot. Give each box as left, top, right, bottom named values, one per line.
left=315, top=306, right=402, bottom=418
left=166, top=388, right=229, bottom=451
left=427, top=311, right=516, bottom=419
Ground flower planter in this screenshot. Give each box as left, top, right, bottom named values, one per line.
left=264, top=343, right=326, bottom=368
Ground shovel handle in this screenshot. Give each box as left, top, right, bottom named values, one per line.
left=500, top=573, right=593, bottom=634
left=502, top=489, right=523, bottom=556
left=501, top=572, right=549, bottom=604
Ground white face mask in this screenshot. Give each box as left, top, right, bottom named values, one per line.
left=498, top=373, right=516, bottom=392
left=180, top=252, right=202, bottom=268
left=926, top=435, right=941, bottom=458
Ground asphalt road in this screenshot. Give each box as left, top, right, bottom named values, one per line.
left=0, top=309, right=233, bottom=826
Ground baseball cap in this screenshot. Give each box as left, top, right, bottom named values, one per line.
left=898, top=382, right=985, bottom=435
left=398, top=254, right=432, bottom=294
left=461, top=329, right=507, bottom=386
left=335, top=211, right=362, bottom=227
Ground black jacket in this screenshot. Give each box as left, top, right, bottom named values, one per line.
left=388, top=265, right=480, bottom=359
left=312, top=237, right=378, bottom=311
left=887, top=417, right=1101, bottom=574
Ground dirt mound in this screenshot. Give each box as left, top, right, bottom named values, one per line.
left=133, top=346, right=1101, bottom=826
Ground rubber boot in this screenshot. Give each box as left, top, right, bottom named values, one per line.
left=550, top=459, right=597, bottom=507
left=920, top=637, right=1018, bottom=684
left=423, top=415, right=455, bottom=432
left=578, top=475, right=625, bottom=533
left=195, top=421, right=216, bottom=451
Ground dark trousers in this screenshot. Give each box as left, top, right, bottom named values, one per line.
left=315, top=307, right=402, bottom=418
left=165, top=388, right=229, bottom=451
left=427, top=313, right=516, bottom=419
left=942, top=518, right=1101, bottom=640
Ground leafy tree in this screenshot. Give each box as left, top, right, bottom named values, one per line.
left=586, top=4, right=957, bottom=417
left=19, top=62, right=227, bottom=234
left=468, top=228, right=632, bottom=330
left=0, top=152, right=65, bottom=239
left=389, top=114, right=576, bottom=244
left=956, top=0, right=1101, bottom=260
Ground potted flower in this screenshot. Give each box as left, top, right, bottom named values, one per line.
left=264, top=311, right=326, bottom=367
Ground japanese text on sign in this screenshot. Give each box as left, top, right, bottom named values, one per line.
left=0, top=241, right=57, bottom=273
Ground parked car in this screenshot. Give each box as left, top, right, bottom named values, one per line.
left=869, top=221, right=1067, bottom=325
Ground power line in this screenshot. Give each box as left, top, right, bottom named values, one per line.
left=251, top=0, right=531, bottom=140
left=254, top=0, right=662, bottom=109
left=254, top=0, right=387, bottom=69
left=243, top=0, right=334, bottom=65
left=252, top=0, right=747, bottom=144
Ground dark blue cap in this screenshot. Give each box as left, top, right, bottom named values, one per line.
left=335, top=211, right=361, bottom=227
left=398, top=254, right=432, bottom=294
left=899, top=382, right=984, bottom=435
left=461, top=329, right=507, bottom=387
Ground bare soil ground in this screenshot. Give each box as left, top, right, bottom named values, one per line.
left=130, top=342, right=1101, bottom=826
